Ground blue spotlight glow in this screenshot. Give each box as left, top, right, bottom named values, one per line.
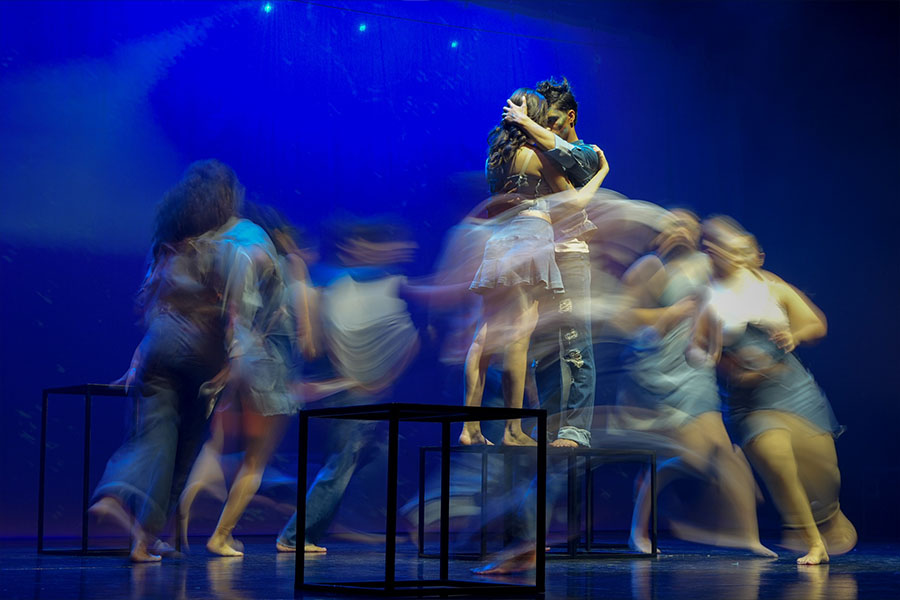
left=358, top=23, right=367, bottom=32
left=262, top=2, right=273, bottom=13
left=450, top=40, right=458, bottom=49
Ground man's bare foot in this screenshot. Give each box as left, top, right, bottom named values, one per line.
left=550, top=438, right=579, bottom=448
left=472, top=548, right=536, bottom=575
left=207, top=532, right=243, bottom=557
left=276, top=542, right=295, bottom=552
left=502, top=431, right=537, bottom=446
left=130, top=540, right=162, bottom=563
left=459, top=426, right=493, bottom=446
left=796, top=543, right=829, bottom=565
left=304, top=543, right=327, bottom=553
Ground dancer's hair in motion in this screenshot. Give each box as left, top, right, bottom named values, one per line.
left=151, top=159, right=244, bottom=258
left=536, top=77, right=578, bottom=124
left=486, top=88, right=548, bottom=193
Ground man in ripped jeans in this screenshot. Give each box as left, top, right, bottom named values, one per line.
left=503, top=76, right=600, bottom=448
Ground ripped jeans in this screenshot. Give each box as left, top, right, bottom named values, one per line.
left=536, top=252, right=595, bottom=446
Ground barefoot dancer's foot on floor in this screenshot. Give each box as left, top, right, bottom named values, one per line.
left=275, top=542, right=327, bottom=553
left=207, top=528, right=243, bottom=557
left=797, top=543, right=829, bottom=565
left=628, top=531, right=659, bottom=555
left=747, top=543, right=779, bottom=558
left=130, top=539, right=162, bottom=563
left=473, top=548, right=536, bottom=575
left=90, top=496, right=162, bottom=562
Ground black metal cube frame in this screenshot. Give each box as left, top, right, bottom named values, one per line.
left=417, top=446, right=657, bottom=560
left=295, top=402, right=547, bottom=597
left=37, top=384, right=131, bottom=555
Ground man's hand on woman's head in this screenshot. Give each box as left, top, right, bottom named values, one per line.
left=502, top=98, right=529, bottom=126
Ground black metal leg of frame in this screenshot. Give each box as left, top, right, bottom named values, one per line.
left=585, top=456, right=593, bottom=552
left=480, top=449, right=488, bottom=559
left=650, top=452, right=658, bottom=555
left=567, top=453, right=577, bottom=556
left=439, top=421, right=451, bottom=581
left=535, top=415, right=547, bottom=593
left=82, top=393, right=92, bottom=553
left=502, top=451, right=513, bottom=546
left=38, top=390, right=48, bottom=553
left=294, top=414, right=309, bottom=590
left=418, top=446, right=426, bottom=556
left=385, top=414, right=399, bottom=592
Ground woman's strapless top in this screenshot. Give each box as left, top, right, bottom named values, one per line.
left=708, top=269, right=789, bottom=344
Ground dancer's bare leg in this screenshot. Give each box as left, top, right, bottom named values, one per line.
left=179, top=409, right=230, bottom=550
left=629, top=413, right=776, bottom=556
left=782, top=415, right=856, bottom=555
left=499, top=297, right=539, bottom=446
left=207, top=412, right=289, bottom=556
left=460, top=323, right=493, bottom=445
left=744, top=424, right=828, bottom=565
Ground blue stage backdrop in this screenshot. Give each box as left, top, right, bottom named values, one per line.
left=1, top=1, right=897, bottom=541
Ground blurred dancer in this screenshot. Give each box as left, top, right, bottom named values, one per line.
left=617, top=210, right=775, bottom=556
left=276, top=217, right=420, bottom=553
left=178, top=210, right=319, bottom=554
left=198, top=206, right=312, bottom=557
left=502, top=76, right=600, bottom=448
left=460, top=87, right=608, bottom=446
left=89, top=160, right=260, bottom=562
left=703, top=216, right=856, bottom=564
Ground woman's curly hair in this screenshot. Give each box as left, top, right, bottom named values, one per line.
left=486, top=88, right=548, bottom=193
left=151, top=159, right=244, bottom=258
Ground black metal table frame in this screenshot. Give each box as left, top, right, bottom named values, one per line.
left=295, top=402, right=548, bottom=597
left=417, top=446, right=657, bottom=560
left=38, top=384, right=132, bottom=555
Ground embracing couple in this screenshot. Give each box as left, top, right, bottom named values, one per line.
left=461, top=77, right=607, bottom=449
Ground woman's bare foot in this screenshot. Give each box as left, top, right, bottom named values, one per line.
left=796, top=543, right=829, bottom=565
left=276, top=542, right=295, bottom=552
left=550, top=438, right=579, bottom=448
left=459, top=425, right=493, bottom=446
left=304, top=543, right=327, bottom=553
left=130, top=539, right=162, bottom=563
left=207, top=530, right=243, bottom=557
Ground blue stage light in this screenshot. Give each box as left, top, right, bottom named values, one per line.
left=358, top=23, right=367, bottom=32
left=450, top=40, right=458, bottom=48
left=262, top=2, right=273, bottom=13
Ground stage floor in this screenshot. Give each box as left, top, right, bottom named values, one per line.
left=2, top=537, right=897, bottom=599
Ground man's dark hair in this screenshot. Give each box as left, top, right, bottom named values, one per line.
left=536, top=77, right=578, bottom=126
